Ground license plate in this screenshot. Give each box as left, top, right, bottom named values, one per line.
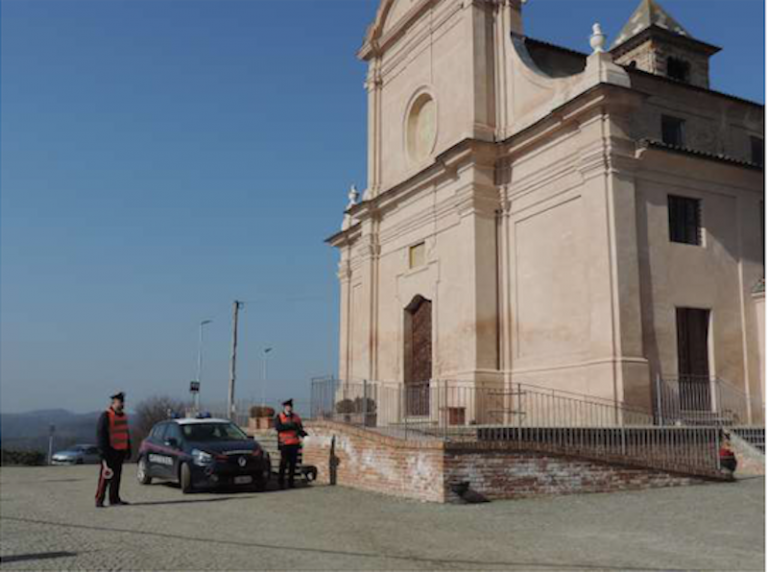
left=234, top=476, right=252, bottom=485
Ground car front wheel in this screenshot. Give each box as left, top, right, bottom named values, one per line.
left=137, top=457, right=152, bottom=485
left=252, top=472, right=268, bottom=492
left=179, top=463, right=193, bottom=494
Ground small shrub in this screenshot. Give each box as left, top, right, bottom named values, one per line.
left=353, top=397, right=377, bottom=414
left=336, top=399, right=356, bottom=414
left=1, top=449, right=46, bottom=466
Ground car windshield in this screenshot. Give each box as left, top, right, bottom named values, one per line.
left=181, top=422, right=248, bottom=442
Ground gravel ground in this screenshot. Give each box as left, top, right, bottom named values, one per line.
left=0, top=465, right=763, bottom=571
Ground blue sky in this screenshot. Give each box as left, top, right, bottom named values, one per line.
left=1, top=0, right=764, bottom=414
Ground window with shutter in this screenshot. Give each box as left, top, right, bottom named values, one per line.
left=668, top=195, right=702, bottom=246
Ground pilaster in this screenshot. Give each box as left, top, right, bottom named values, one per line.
left=578, top=102, right=651, bottom=409
left=453, top=156, right=502, bottom=383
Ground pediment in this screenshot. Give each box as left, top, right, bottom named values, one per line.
left=382, top=0, right=419, bottom=35
left=361, top=0, right=434, bottom=59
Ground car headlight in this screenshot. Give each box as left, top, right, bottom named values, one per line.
left=191, top=449, right=214, bottom=466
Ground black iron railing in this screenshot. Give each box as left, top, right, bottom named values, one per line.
left=310, top=378, right=726, bottom=475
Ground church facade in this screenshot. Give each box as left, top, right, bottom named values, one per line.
left=327, top=0, right=765, bottom=421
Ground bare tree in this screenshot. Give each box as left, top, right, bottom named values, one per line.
left=131, top=396, right=186, bottom=449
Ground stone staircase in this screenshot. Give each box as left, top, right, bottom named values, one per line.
left=725, top=427, right=765, bottom=477
left=729, top=427, right=765, bottom=453
left=248, top=429, right=316, bottom=482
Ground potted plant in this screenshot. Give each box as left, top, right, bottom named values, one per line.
left=336, top=399, right=356, bottom=423
left=248, top=405, right=276, bottom=431
left=353, top=396, right=377, bottom=427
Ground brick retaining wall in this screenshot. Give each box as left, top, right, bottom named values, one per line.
left=302, top=421, right=716, bottom=503
left=443, top=449, right=700, bottom=501
left=303, top=423, right=446, bottom=502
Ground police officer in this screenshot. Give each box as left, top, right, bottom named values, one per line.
left=95, top=391, right=131, bottom=508
left=274, top=399, right=306, bottom=489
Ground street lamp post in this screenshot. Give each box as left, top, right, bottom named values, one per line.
left=195, top=319, right=213, bottom=412
left=262, top=347, right=273, bottom=407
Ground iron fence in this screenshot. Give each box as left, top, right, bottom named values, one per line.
left=196, top=398, right=311, bottom=427
left=654, top=375, right=762, bottom=426
left=310, top=378, right=724, bottom=475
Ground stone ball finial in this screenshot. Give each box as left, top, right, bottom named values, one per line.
left=590, top=23, right=606, bottom=54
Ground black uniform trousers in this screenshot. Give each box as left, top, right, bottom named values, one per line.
left=278, top=444, right=300, bottom=487
left=95, top=453, right=125, bottom=505
left=721, top=455, right=738, bottom=473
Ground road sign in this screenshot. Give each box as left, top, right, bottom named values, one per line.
left=190, top=381, right=200, bottom=393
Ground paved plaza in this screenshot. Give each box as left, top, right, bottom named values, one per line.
left=0, top=465, right=764, bottom=571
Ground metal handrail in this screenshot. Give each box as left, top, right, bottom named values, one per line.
left=654, top=375, right=761, bottom=426
left=310, top=378, right=725, bottom=475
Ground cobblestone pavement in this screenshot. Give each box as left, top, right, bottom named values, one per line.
left=0, top=465, right=763, bottom=571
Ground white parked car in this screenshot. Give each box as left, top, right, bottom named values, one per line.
left=51, top=444, right=101, bottom=465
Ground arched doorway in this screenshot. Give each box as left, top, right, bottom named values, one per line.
left=404, top=295, right=432, bottom=416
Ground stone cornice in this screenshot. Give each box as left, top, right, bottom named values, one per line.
left=328, top=83, right=646, bottom=248
left=455, top=183, right=500, bottom=219
left=326, top=221, right=362, bottom=248
left=499, top=83, right=644, bottom=164
left=360, top=138, right=497, bottom=217
left=611, top=25, right=722, bottom=61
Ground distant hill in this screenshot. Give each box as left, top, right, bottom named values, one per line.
left=1, top=409, right=101, bottom=453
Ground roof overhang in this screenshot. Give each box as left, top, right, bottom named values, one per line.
left=638, top=139, right=764, bottom=172
left=611, top=25, right=722, bottom=60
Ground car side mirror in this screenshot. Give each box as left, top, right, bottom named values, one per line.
left=165, top=438, right=179, bottom=449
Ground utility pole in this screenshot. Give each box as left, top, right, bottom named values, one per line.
left=47, top=424, right=55, bottom=466
left=262, top=347, right=273, bottom=406
left=195, top=319, right=213, bottom=412
left=227, top=301, right=244, bottom=420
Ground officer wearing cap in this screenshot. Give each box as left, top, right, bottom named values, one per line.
left=95, top=391, right=131, bottom=508
left=274, top=399, right=306, bottom=489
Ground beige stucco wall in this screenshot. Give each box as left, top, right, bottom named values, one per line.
left=366, top=0, right=498, bottom=198
left=628, top=72, right=764, bottom=163
left=753, top=290, right=765, bottom=413
left=635, top=150, right=764, bottom=412
left=333, top=0, right=765, bottom=419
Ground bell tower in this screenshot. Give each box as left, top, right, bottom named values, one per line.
left=610, top=0, right=721, bottom=89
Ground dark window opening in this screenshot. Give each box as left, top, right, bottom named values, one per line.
left=668, top=195, right=702, bottom=246
left=751, top=136, right=764, bottom=167
left=667, top=57, right=690, bottom=83
left=662, top=115, right=686, bottom=147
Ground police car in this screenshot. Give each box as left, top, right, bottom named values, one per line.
left=136, top=417, right=271, bottom=493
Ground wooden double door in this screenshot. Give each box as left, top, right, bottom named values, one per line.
left=676, top=307, right=712, bottom=411
left=404, top=296, right=432, bottom=417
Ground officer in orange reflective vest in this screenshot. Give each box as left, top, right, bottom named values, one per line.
left=95, top=391, right=131, bottom=508
left=274, top=399, right=306, bottom=489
